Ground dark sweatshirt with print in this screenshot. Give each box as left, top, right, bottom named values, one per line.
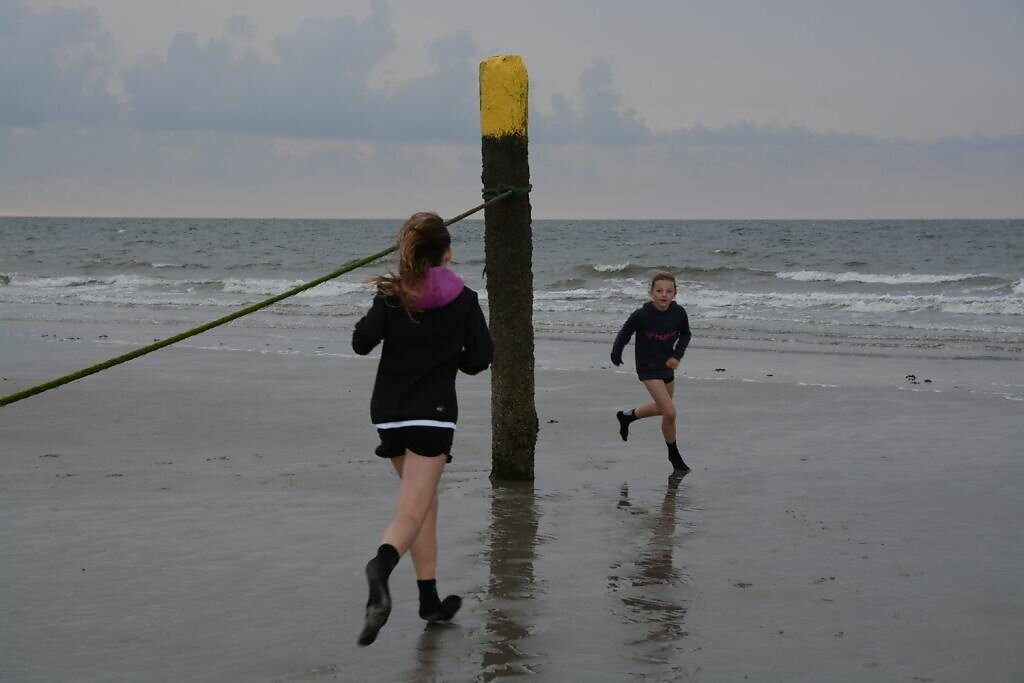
left=352, top=267, right=493, bottom=425
left=610, top=301, right=692, bottom=380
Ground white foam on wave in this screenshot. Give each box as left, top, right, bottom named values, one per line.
left=592, top=263, right=632, bottom=273
left=1013, top=279, right=1024, bottom=295
left=530, top=281, right=1024, bottom=321
left=940, top=298, right=1024, bottom=316
left=687, top=287, right=1024, bottom=316
left=71, top=291, right=233, bottom=307
left=535, top=284, right=646, bottom=301
left=777, top=270, right=981, bottom=285
left=221, top=277, right=370, bottom=298
left=8, top=270, right=1021, bottom=322
left=12, top=273, right=170, bottom=289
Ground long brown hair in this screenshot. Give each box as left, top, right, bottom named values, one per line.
left=371, top=212, right=451, bottom=312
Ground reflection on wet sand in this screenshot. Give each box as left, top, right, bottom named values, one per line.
left=480, top=481, right=542, bottom=680
left=610, top=473, right=690, bottom=663
left=410, top=621, right=446, bottom=681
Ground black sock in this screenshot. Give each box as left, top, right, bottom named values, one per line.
left=358, top=544, right=399, bottom=646
left=417, top=578, right=462, bottom=623
left=375, top=543, right=400, bottom=575
left=616, top=410, right=637, bottom=441
left=667, top=441, right=690, bottom=471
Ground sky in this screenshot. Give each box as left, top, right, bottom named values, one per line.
left=1, top=0, right=1022, bottom=219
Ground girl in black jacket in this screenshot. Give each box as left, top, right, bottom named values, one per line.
left=352, top=212, right=493, bottom=646
left=611, top=271, right=692, bottom=472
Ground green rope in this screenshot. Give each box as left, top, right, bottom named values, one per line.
left=0, top=187, right=528, bottom=408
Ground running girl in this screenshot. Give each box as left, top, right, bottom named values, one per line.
left=351, top=211, right=493, bottom=646
left=610, top=271, right=692, bottom=472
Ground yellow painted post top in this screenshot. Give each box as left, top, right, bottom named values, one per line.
left=480, top=55, right=528, bottom=138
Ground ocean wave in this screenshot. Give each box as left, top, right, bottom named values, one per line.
left=0, top=273, right=371, bottom=306
left=776, top=270, right=986, bottom=285
left=151, top=262, right=209, bottom=269
left=573, top=263, right=775, bottom=282
left=1013, top=279, right=1024, bottom=295
left=221, top=277, right=370, bottom=298
left=11, top=274, right=173, bottom=289
left=543, top=277, right=587, bottom=290
left=8, top=271, right=1020, bottom=319
left=572, top=263, right=648, bottom=278
left=83, top=259, right=210, bottom=271
left=688, top=288, right=1024, bottom=316
left=592, top=262, right=632, bottom=273
left=535, top=283, right=648, bottom=301
left=531, top=281, right=1024, bottom=317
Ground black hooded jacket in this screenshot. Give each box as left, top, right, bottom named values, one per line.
left=352, top=273, right=492, bottom=426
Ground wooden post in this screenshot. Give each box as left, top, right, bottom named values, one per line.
left=480, top=55, right=537, bottom=481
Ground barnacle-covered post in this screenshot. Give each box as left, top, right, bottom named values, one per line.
left=479, top=55, right=537, bottom=481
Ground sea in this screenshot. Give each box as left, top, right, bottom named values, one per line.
left=1, top=217, right=1022, bottom=361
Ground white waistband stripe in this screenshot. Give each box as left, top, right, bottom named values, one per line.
left=375, top=420, right=457, bottom=430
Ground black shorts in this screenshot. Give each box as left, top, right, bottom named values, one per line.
left=375, top=427, right=454, bottom=463
left=638, top=374, right=674, bottom=384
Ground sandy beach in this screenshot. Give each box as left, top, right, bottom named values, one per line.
left=2, top=319, right=1023, bottom=682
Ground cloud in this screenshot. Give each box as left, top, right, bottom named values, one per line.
left=0, top=0, right=118, bottom=126
left=225, top=15, right=255, bottom=39
left=2, top=0, right=1020, bottom=218
left=533, top=59, right=651, bottom=145
left=0, top=2, right=667, bottom=147
left=4, top=0, right=1016, bottom=160
left=0, top=121, right=482, bottom=217
left=120, top=2, right=478, bottom=143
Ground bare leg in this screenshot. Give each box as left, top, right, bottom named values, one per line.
left=389, top=456, right=440, bottom=580
left=381, top=451, right=446, bottom=556
left=635, top=379, right=677, bottom=443
left=359, top=450, right=445, bottom=646
left=388, top=453, right=461, bottom=623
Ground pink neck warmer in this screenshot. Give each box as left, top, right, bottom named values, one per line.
left=413, top=266, right=465, bottom=309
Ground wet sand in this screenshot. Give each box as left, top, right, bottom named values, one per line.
left=2, top=322, right=1023, bottom=682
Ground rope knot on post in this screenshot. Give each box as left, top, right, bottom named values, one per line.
left=481, top=184, right=532, bottom=200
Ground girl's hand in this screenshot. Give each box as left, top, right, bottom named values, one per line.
left=666, top=357, right=679, bottom=370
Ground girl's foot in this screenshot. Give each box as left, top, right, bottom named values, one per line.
left=667, top=441, right=691, bottom=472
left=358, top=557, right=392, bottom=646
left=616, top=410, right=637, bottom=441
left=418, top=578, right=462, bottom=622
left=358, top=545, right=399, bottom=646
left=668, top=452, right=691, bottom=472
left=420, top=595, right=462, bottom=623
